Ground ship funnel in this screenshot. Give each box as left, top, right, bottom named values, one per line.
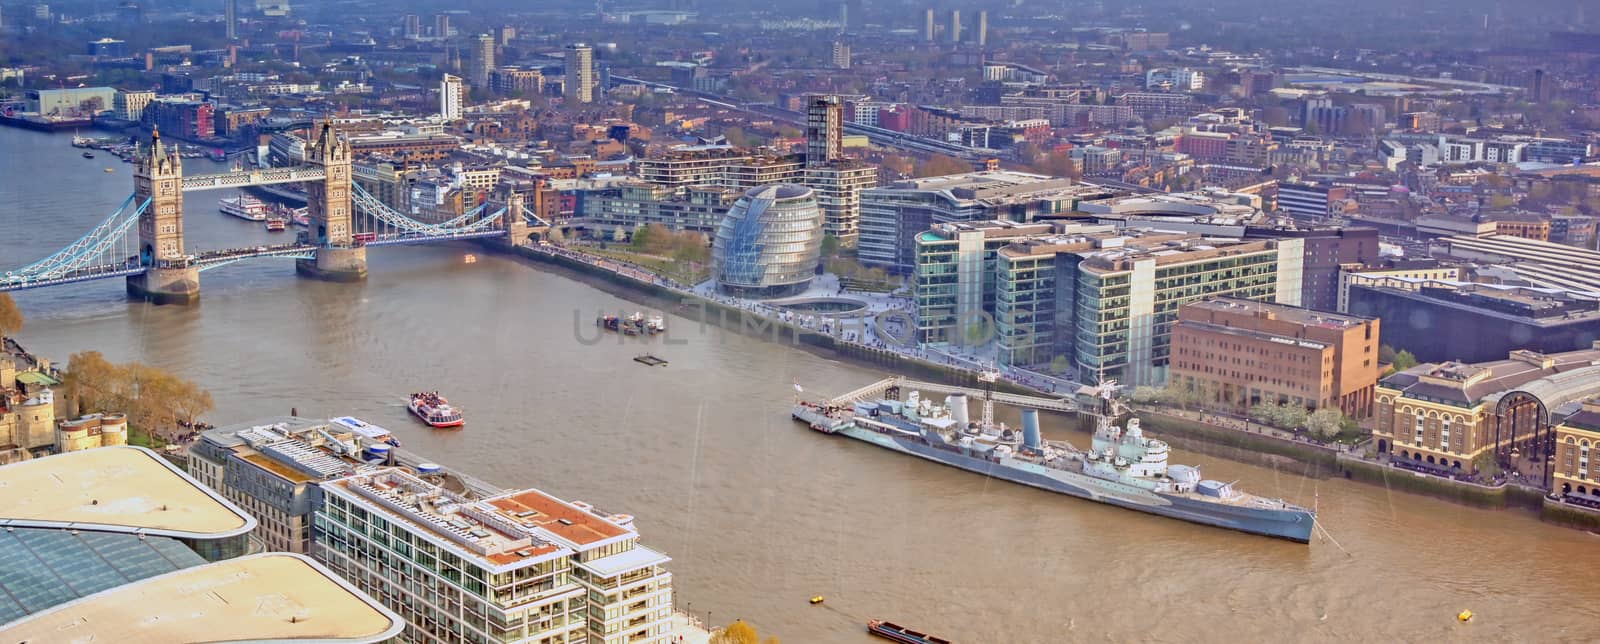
left=1022, top=409, right=1041, bottom=451
left=948, top=395, right=970, bottom=425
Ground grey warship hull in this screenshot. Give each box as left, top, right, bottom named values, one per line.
left=794, top=406, right=1314, bottom=543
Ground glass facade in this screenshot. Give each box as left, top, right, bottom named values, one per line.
left=712, top=184, right=823, bottom=298
left=0, top=528, right=208, bottom=624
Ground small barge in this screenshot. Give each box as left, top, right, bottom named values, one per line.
left=867, top=620, right=951, bottom=644
left=597, top=312, right=666, bottom=336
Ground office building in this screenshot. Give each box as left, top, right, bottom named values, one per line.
left=712, top=184, right=824, bottom=298
left=831, top=40, right=851, bottom=70
left=440, top=73, right=465, bottom=120
left=143, top=98, right=216, bottom=139
left=565, top=43, right=596, bottom=104
left=469, top=34, right=495, bottom=88
left=317, top=468, right=678, bottom=644
left=1347, top=279, right=1600, bottom=364
left=1170, top=298, right=1380, bottom=417
left=1245, top=226, right=1379, bottom=313
left=1375, top=344, right=1600, bottom=475
left=923, top=8, right=935, bottom=41
left=912, top=220, right=1088, bottom=345
left=0, top=445, right=403, bottom=643
left=188, top=416, right=401, bottom=554
left=858, top=171, right=1091, bottom=273
left=805, top=94, right=843, bottom=167
left=987, top=229, right=1304, bottom=384
left=575, top=181, right=738, bottom=236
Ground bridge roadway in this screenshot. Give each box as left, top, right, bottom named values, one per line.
left=182, top=165, right=327, bottom=192
left=825, top=376, right=1079, bottom=414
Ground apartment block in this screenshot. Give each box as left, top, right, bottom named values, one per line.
left=317, top=469, right=676, bottom=644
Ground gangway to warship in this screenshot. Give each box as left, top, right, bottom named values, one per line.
left=825, top=376, right=1079, bottom=414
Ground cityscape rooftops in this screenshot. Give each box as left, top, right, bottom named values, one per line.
left=0, top=552, right=405, bottom=644
left=0, top=445, right=254, bottom=539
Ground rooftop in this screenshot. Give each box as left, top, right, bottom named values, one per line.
left=876, top=170, right=1099, bottom=205
left=487, top=488, right=630, bottom=548
left=0, top=446, right=254, bottom=539
left=329, top=469, right=637, bottom=571
left=1383, top=344, right=1600, bottom=406
left=1185, top=297, right=1371, bottom=330
left=0, top=553, right=405, bottom=644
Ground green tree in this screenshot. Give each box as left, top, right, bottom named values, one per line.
left=1391, top=350, right=1419, bottom=373
left=1130, top=386, right=1162, bottom=404
left=0, top=293, right=22, bottom=339
left=724, top=126, right=750, bottom=148
left=820, top=234, right=841, bottom=259
left=630, top=224, right=655, bottom=251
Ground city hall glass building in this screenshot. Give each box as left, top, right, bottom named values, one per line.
left=712, top=184, right=824, bottom=298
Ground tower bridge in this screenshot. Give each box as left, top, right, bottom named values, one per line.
left=2, top=125, right=548, bottom=303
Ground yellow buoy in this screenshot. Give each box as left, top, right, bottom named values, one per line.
left=1458, top=610, right=1473, bottom=622
left=809, top=596, right=825, bottom=605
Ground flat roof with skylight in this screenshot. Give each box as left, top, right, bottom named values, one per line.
left=0, top=445, right=254, bottom=539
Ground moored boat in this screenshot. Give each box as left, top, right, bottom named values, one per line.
left=265, top=217, right=288, bottom=232
left=409, top=392, right=464, bottom=428
left=867, top=620, right=951, bottom=644
left=220, top=193, right=270, bottom=221
left=793, top=380, right=1316, bottom=543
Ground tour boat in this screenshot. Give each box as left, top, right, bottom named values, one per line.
left=220, top=193, right=270, bottom=221
left=265, top=217, right=288, bottom=232
left=867, top=620, right=951, bottom=644
left=408, top=392, right=464, bottom=428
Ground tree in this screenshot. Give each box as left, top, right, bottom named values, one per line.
left=60, top=351, right=213, bottom=437
left=1306, top=408, right=1344, bottom=439
left=724, top=126, right=751, bottom=148
left=630, top=223, right=655, bottom=251
left=914, top=154, right=972, bottom=178
left=1130, top=386, right=1162, bottom=404
left=1391, top=350, right=1418, bottom=373
left=0, top=293, right=21, bottom=340
left=820, top=234, right=841, bottom=259
left=711, top=620, right=761, bottom=644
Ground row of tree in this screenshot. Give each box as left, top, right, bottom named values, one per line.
left=710, top=620, right=779, bottom=644
left=627, top=224, right=711, bottom=264
left=1249, top=402, right=1348, bottom=440
left=60, top=351, right=215, bottom=439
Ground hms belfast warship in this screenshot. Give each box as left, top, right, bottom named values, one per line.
left=793, top=375, right=1315, bottom=543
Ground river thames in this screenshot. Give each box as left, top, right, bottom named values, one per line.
left=2, top=125, right=1597, bottom=643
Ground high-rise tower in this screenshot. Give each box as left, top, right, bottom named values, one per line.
left=565, top=43, right=595, bottom=104
left=805, top=95, right=843, bottom=167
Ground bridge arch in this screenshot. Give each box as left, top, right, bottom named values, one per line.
left=1494, top=390, right=1552, bottom=488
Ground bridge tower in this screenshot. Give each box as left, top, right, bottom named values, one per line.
left=127, top=129, right=201, bottom=304
left=500, top=190, right=534, bottom=247
left=296, top=122, right=367, bottom=281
